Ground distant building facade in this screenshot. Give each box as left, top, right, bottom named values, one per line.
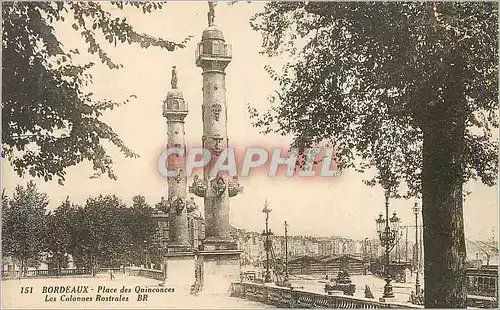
left=232, top=231, right=389, bottom=268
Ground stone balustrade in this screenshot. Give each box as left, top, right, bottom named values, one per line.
left=2, top=268, right=91, bottom=279
left=231, top=281, right=423, bottom=309
left=129, top=268, right=164, bottom=281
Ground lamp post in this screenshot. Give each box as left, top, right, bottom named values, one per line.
left=284, top=221, right=289, bottom=281
left=262, top=200, right=273, bottom=283
left=364, top=238, right=369, bottom=275
left=398, top=231, right=403, bottom=263
left=375, top=193, right=400, bottom=300
left=405, top=226, right=409, bottom=264
left=412, top=202, right=421, bottom=294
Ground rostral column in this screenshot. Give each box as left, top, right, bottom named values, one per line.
left=190, top=3, right=243, bottom=250
left=163, top=66, right=191, bottom=251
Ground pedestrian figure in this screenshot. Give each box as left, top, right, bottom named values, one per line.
left=409, top=290, right=416, bottom=303
left=417, top=288, right=424, bottom=305
left=109, top=269, right=115, bottom=280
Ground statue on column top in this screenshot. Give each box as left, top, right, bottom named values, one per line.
left=171, top=66, right=178, bottom=89
left=208, top=1, right=215, bottom=26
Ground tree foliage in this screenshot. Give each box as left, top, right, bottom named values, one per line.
left=124, top=195, right=157, bottom=264
left=2, top=2, right=190, bottom=184
left=45, top=198, right=75, bottom=274
left=1, top=181, right=48, bottom=275
left=64, top=194, right=158, bottom=269
left=250, top=2, right=497, bottom=307
left=249, top=2, right=498, bottom=197
left=2, top=184, right=159, bottom=272
left=68, top=194, right=129, bottom=271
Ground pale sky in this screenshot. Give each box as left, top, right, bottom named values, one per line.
left=2, top=2, right=498, bottom=241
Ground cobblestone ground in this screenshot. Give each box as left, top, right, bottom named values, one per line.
left=2, top=273, right=273, bottom=309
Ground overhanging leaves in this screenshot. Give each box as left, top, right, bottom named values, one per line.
left=2, top=2, right=191, bottom=184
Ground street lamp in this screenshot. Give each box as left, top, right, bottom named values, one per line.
left=376, top=213, right=384, bottom=234
left=412, top=202, right=421, bottom=295
left=390, top=211, right=400, bottom=232
left=364, top=237, right=369, bottom=275
left=375, top=193, right=400, bottom=300
left=284, top=221, right=289, bottom=281
left=390, top=212, right=400, bottom=263
left=262, top=199, right=273, bottom=283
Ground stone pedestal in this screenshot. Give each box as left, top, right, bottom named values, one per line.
left=163, top=252, right=195, bottom=294
left=203, top=238, right=238, bottom=251
left=198, top=249, right=242, bottom=294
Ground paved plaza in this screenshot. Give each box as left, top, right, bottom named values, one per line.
left=2, top=274, right=273, bottom=309
left=3, top=273, right=424, bottom=308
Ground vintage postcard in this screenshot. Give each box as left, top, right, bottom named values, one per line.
left=1, top=1, right=498, bottom=309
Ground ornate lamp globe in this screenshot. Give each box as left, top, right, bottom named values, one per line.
left=262, top=199, right=272, bottom=214
left=390, top=211, right=400, bottom=232
left=376, top=213, right=385, bottom=234
left=412, top=202, right=420, bottom=215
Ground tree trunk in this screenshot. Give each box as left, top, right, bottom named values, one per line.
left=421, top=54, right=467, bottom=308
left=91, top=254, right=95, bottom=276
left=57, top=255, right=61, bottom=277
left=20, top=259, right=25, bottom=278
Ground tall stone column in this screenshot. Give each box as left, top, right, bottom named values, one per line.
left=190, top=9, right=242, bottom=250
left=187, top=4, right=244, bottom=294
left=163, top=66, right=191, bottom=251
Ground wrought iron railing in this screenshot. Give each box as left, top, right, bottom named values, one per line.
left=195, top=41, right=232, bottom=60
left=467, top=266, right=498, bottom=298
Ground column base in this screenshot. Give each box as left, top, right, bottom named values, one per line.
left=167, top=243, right=193, bottom=253
left=163, top=252, right=196, bottom=294
left=202, top=237, right=238, bottom=251
left=198, top=249, right=242, bottom=294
